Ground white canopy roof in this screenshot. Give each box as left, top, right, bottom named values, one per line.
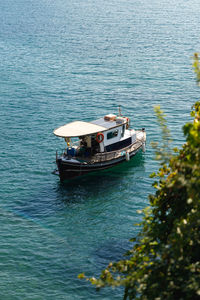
left=53, top=121, right=107, bottom=138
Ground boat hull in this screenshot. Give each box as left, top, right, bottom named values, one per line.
left=56, top=145, right=142, bottom=182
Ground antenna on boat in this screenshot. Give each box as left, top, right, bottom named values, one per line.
left=118, top=105, right=122, bottom=116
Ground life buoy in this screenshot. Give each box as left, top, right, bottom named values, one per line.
left=126, top=117, right=130, bottom=129
left=96, top=132, right=104, bottom=143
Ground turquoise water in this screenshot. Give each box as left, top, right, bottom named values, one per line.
left=1, top=0, right=200, bottom=299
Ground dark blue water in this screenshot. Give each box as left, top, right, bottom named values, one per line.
left=1, top=0, right=200, bottom=298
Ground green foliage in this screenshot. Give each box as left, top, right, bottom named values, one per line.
left=80, top=102, right=200, bottom=300
left=151, top=106, right=172, bottom=165
left=193, top=53, right=200, bottom=85
left=79, top=57, right=200, bottom=299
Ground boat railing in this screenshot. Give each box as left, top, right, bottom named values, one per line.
left=57, top=143, right=79, bottom=156
left=90, top=140, right=143, bottom=163
left=56, top=148, right=67, bottom=158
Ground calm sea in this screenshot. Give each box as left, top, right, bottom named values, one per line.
left=0, top=0, right=200, bottom=299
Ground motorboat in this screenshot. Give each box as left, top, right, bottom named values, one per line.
left=53, top=109, right=146, bottom=181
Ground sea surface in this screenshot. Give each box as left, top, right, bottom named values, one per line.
left=0, top=0, right=200, bottom=299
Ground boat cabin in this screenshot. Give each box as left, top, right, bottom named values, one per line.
left=53, top=114, right=136, bottom=159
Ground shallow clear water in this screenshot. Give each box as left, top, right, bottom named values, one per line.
left=0, top=0, right=200, bottom=298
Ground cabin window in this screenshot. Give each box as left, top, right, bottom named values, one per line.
left=107, top=130, right=118, bottom=140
